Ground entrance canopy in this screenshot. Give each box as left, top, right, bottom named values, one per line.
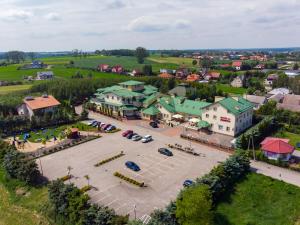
left=197, top=120, right=210, bottom=128
left=189, top=118, right=200, bottom=123
left=172, top=114, right=183, bottom=119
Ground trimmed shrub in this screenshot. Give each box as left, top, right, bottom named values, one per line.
left=94, top=152, right=125, bottom=167
left=114, top=172, right=144, bottom=187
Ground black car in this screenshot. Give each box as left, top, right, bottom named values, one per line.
left=149, top=121, right=158, bottom=128
left=158, top=148, right=173, bottom=156
left=125, top=161, right=140, bottom=171
left=126, top=132, right=136, bottom=139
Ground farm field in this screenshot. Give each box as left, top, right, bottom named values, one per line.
left=0, top=167, right=49, bottom=225
left=0, top=84, right=32, bottom=95
left=215, top=173, right=300, bottom=225
left=216, top=83, right=247, bottom=95
left=148, top=55, right=195, bottom=66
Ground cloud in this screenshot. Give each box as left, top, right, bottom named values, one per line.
left=126, top=16, right=191, bottom=32
left=106, top=0, right=126, bottom=9
left=45, top=12, right=61, bottom=21
left=1, top=9, right=33, bottom=22
left=81, top=32, right=107, bottom=37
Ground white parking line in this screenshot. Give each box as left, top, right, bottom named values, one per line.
left=95, top=194, right=113, bottom=203
left=105, top=198, right=119, bottom=207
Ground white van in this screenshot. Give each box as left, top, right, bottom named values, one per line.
left=141, top=135, right=152, bottom=143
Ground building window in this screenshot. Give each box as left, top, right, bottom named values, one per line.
left=213, top=107, right=217, bottom=111
left=226, top=127, right=230, bottom=131
left=218, top=125, right=223, bottom=130
left=112, top=96, right=114, bottom=99
left=106, top=95, right=109, bottom=99
left=213, top=115, right=217, bottom=120
left=206, top=114, right=209, bottom=118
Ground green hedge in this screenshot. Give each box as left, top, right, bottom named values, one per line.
left=94, top=152, right=125, bottom=167
left=60, top=174, right=72, bottom=182
left=114, top=172, right=144, bottom=187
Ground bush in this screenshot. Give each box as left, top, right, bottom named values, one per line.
left=60, top=174, right=72, bottom=182
left=94, top=152, right=125, bottom=167
left=114, top=172, right=144, bottom=187
left=80, top=185, right=92, bottom=193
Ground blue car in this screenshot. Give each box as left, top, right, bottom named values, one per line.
left=125, top=161, right=140, bottom=172
left=183, top=179, right=194, bottom=187
left=106, top=125, right=116, bottom=131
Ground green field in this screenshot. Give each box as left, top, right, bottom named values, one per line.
left=215, top=173, right=300, bottom=225
left=275, top=130, right=300, bottom=150
left=0, top=84, right=32, bottom=95
left=0, top=167, right=49, bottom=225
left=216, top=83, right=247, bottom=95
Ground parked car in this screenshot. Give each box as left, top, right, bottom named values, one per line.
left=158, top=148, right=173, bottom=156
left=183, top=179, right=194, bottom=187
left=132, top=134, right=142, bottom=141
left=141, top=135, right=152, bottom=143
left=100, top=123, right=106, bottom=129
left=88, top=120, right=97, bottom=126
left=103, top=124, right=111, bottom=130
left=149, top=121, right=158, bottom=128
left=126, top=132, right=136, bottom=139
left=92, top=121, right=99, bottom=127
left=122, top=130, right=133, bottom=137
left=106, top=125, right=116, bottom=131
left=125, top=161, right=140, bottom=172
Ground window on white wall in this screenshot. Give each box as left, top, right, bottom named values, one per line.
left=218, top=125, right=223, bottom=130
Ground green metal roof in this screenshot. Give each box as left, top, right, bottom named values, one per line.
left=158, top=98, right=176, bottom=113
left=218, top=97, right=253, bottom=115
left=143, top=94, right=158, bottom=107
left=142, top=105, right=160, bottom=115
left=198, top=120, right=210, bottom=128
left=97, top=85, right=123, bottom=93
left=119, top=80, right=144, bottom=86
left=102, top=88, right=144, bottom=98
left=142, top=85, right=158, bottom=96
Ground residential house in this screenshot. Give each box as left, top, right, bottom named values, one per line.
left=277, top=94, right=300, bottom=112
left=18, top=95, right=60, bottom=118
left=261, top=137, right=294, bottom=161
left=264, top=74, right=278, bottom=91
left=98, top=64, right=111, bottom=72
left=131, top=69, right=143, bottom=77
left=90, top=80, right=158, bottom=118
left=36, top=71, right=54, bottom=80
left=209, top=71, right=221, bottom=80
left=186, top=74, right=200, bottom=82
left=232, top=61, right=242, bottom=70
left=201, top=97, right=253, bottom=136
left=244, top=95, right=267, bottom=110
left=160, top=69, right=176, bottom=74
left=111, top=65, right=124, bottom=74
left=168, top=83, right=195, bottom=97
left=159, top=73, right=174, bottom=79
left=231, top=75, right=245, bottom=88
left=175, top=67, right=189, bottom=79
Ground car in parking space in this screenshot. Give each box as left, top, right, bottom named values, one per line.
left=100, top=123, right=106, bottom=129
left=158, top=148, right=173, bottom=156
left=122, top=130, right=133, bottom=137
left=132, top=134, right=142, bottom=141
left=88, top=120, right=97, bottom=126
left=141, top=135, right=153, bottom=143
left=183, top=179, right=194, bottom=187
left=126, top=132, right=136, bottom=139
left=125, top=161, right=140, bottom=171
left=149, top=121, right=158, bottom=128
left=103, top=124, right=111, bottom=130
left=92, top=121, right=99, bottom=127
left=106, top=125, right=116, bottom=131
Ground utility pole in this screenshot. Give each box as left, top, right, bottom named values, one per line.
left=247, top=132, right=256, bottom=161
left=133, top=204, right=137, bottom=220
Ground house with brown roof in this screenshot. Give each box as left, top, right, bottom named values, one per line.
left=159, top=73, right=174, bottom=79
left=186, top=74, right=200, bottom=82
left=277, top=94, right=300, bottom=112
left=209, top=71, right=221, bottom=80
left=18, top=95, right=61, bottom=118
left=232, top=61, right=242, bottom=70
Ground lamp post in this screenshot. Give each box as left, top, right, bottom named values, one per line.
left=133, top=204, right=137, bottom=220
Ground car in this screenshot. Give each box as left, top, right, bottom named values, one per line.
left=149, top=121, right=158, bottom=128
left=141, top=135, right=152, bottom=143
left=92, top=121, right=99, bottom=127
left=122, top=130, right=133, bottom=137
left=126, top=132, right=136, bottom=139
left=125, top=161, right=140, bottom=171
left=132, top=134, right=142, bottom=141
left=104, top=125, right=112, bottom=131
left=88, top=120, right=97, bottom=126
left=183, top=179, right=194, bottom=187
left=106, top=125, right=116, bottom=131
left=103, top=124, right=111, bottom=130
left=158, top=148, right=173, bottom=156
left=100, top=123, right=107, bottom=129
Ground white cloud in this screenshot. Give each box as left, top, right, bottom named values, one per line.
left=1, top=9, right=33, bottom=22
left=45, top=12, right=61, bottom=21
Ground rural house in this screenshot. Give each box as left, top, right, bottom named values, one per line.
left=231, top=75, right=245, bottom=88
left=98, top=64, right=111, bottom=72
left=36, top=71, right=54, bottom=80
left=261, top=137, right=295, bottom=161
left=232, top=61, right=242, bottom=70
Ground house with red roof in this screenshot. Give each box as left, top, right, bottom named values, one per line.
left=232, top=61, right=242, bottom=70
left=159, top=73, right=174, bottom=79
left=209, top=71, right=221, bottom=80
left=18, top=95, right=61, bottom=119
left=261, top=137, right=295, bottom=161
left=111, top=65, right=124, bottom=74
left=98, top=64, right=111, bottom=72
left=186, top=74, right=200, bottom=82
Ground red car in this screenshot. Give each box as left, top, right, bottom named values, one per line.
left=122, top=130, right=133, bottom=137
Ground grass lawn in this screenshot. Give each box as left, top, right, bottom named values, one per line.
left=18, top=122, right=98, bottom=143
left=216, top=83, right=247, bottom=95
left=275, top=130, right=300, bottom=150
left=0, top=167, right=49, bottom=225
left=148, top=55, right=195, bottom=66
left=0, top=84, right=32, bottom=95
left=215, top=173, right=300, bottom=225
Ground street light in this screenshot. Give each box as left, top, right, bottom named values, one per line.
left=133, top=204, right=137, bottom=220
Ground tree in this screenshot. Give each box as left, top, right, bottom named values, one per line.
left=192, top=60, right=198, bottom=66
left=168, top=78, right=176, bottom=90
left=142, top=65, right=152, bottom=76
left=176, top=185, right=213, bottom=225
left=293, top=63, right=299, bottom=70
left=135, top=47, right=148, bottom=64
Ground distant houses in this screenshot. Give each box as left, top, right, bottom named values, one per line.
left=231, top=75, right=245, bottom=88
left=21, top=60, right=46, bottom=70
left=98, top=64, right=124, bottom=74
left=36, top=71, right=54, bottom=80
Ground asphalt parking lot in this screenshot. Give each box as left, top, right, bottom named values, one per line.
left=40, top=113, right=229, bottom=220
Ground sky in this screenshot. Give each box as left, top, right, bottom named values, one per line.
left=0, top=0, right=300, bottom=51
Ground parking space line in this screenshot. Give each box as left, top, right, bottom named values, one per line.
left=95, top=194, right=113, bottom=203
left=105, top=199, right=119, bottom=207
left=115, top=203, right=129, bottom=212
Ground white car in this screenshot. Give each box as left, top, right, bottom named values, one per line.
left=141, top=135, right=152, bottom=143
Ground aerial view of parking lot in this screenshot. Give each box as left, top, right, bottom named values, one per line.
left=40, top=113, right=229, bottom=220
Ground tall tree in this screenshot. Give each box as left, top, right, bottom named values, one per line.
left=176, top=185, right=214, bottom=225
left=135, top=47, right=148, bottom=64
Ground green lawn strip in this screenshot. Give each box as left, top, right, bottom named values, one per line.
left=0, top=84, right=32, bottom=95
left=216, top=83, right=247, bottom=95
left=0, top=167, right=49, bottom=225
left=274, top=130, right=300, bottom=150
left=215, top=173, right=300, bottom=225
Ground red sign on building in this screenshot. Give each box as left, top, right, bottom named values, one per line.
left=220, top=117, right=231, bottom=122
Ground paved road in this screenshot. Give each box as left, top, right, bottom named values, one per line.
left=79, top=107, right=300, bottom=188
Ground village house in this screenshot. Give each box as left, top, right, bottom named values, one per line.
left=244, top=95, right=267, bottom=110
left=18, top=94, right=61, bottom=118
left=159, top=73, right=174, bottom=79
left=277, top=94, right=300, bottom=112
left=36, top=71, right=54, bottom=80
left=231, top=75, right=245, bottom=88
left=208, top=71, right=221, bottom=80
left=186, top=74, right=200, bottom=82
left=264, top=74, right=278, bottom=91
left=130, top=69, right=143, bottom=77
left=175, top=67, right=189, bottom=79
left=111, top=65, right=124, bottom=74
left=201, top=97, right=253, bottom=136
left=98, top=64, right=111, bottom=72
left=232, top=61, right=242, bottom=70
left=261, top=137, right=295, bottom=161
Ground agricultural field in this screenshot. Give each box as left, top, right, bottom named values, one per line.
left=216, top=83, right=247, bottom=95
left=0, top=84, right=32, bottom=95
left=0, top=167, right=49, bottom=225
left=148, top=55, right=195, bottom=66
left=215, top=173, right=300, bottom=225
